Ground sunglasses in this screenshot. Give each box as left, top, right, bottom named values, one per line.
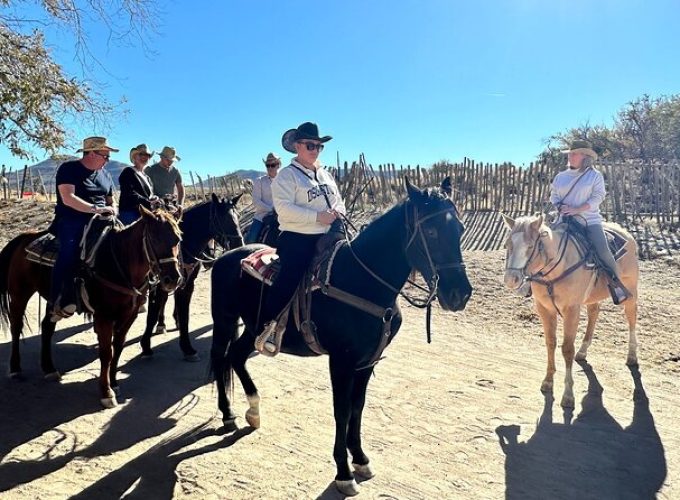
left=93, top=151, right=110, bottom=161
left=299, top=141, right=324, bottom=152
left=266, top=164, right=280, bottom=169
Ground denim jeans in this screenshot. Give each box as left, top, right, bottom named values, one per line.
left=245, top=218, right=264, bottom=244
left=50, top=217, right=87, bottom=307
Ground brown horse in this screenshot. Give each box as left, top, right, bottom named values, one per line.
left=0, top=207, right=182, bottom=408
left=501, top=214, right=639, bottom=408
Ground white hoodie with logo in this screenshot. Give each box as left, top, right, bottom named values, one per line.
left=271, top=159, right=346, bottom=234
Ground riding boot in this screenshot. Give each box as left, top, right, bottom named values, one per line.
left=254, top=321, right=278, bottom=357
left=607, top=275, right=630, bottom=305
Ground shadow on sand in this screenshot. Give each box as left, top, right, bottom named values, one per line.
left=0, top=323, right=229, bottom=494
left=496, top=362, right=667, bottom=500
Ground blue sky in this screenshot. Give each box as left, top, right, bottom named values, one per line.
left=1, top=0, right=679, bottom=176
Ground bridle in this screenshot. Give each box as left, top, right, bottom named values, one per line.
left=142, top=224, right=180, bottom=279
left=505, top=230, right=550, bottom=285
left=209, top=200, right=243, bottom=249
left=347, top=200, right=466, bottom=309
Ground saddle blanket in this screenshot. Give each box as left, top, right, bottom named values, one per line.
left=240, top=247, right=280, bottom=285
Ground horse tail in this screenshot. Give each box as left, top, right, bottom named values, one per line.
left=0, top=232, right=41, bottom=331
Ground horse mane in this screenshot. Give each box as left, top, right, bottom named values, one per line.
left=113, top=209, right=182, bottom=238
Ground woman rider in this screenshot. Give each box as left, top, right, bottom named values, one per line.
left=118, top=144, right=160, bottom=225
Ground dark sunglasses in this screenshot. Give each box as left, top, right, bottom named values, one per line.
left=266, top=163, right=280, bottom=169
left=93, top=151, right=110, bottom=161
left=299, top=141, right=324, bottom=152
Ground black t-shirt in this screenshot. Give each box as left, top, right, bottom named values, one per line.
left=54, top=160, right=113, bottom=221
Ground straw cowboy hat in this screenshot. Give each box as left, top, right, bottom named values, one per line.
left=159, top=146, right=181, bottom=161
left=561, top=140, right=598, bottom=160
left=262, top=152, right=281, bottom=165
left=281, top=122, right=332, bottom=154
left=76, top=136, right=119, bottom=153
left=129, top=144, right=155, bottom=163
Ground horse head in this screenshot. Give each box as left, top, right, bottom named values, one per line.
left=209, top=192, right=244, bottom=250
left=404, top=177, right=472, bottom=312
left=501, top=213, right=550, bottom=294
left=140, top=206, right=183, bottom=292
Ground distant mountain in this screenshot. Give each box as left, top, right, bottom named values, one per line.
left=232, top=169, right=265, bottom=180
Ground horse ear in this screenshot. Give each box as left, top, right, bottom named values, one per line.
left=231, top=192, right=244, bottom=205
left=441, top=176, right=453, bottom=196
left=500, top=213, right=515, bottom=229
left=211, top=192, right=219, bottom=203
left=405, top=176, right=423, bottom=201
left=530, top=214, right=544, bottom=230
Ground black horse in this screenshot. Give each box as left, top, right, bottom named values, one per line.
left=210, top=178, right=472, bottom=496
left=140, top=193, right=244, bottom=360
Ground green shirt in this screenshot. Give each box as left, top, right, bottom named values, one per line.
left=144, top=163, right=183, bottom=197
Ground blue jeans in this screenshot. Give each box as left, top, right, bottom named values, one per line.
left=245, top=219, right=264, bottom=244
left=50, top=217, right=87, bottom=307
left=118, top=209, right=140, bottom=226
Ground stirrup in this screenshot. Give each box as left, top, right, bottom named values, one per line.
left=50, top=303, right=76, bottom=323
left=254, top=321, right=279, bottom=357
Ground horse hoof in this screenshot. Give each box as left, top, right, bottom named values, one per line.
left=155, top=325, right=166, bottom=336
left=44, top=371, right=62, bottom=381
left=245, top=409, right=260, bottom=429
left=9, top=371, right=23, bottom=380
left=223, top=418, right=238, bottom=433
left=183, top=352, right=200, bottom=362
left=574, top=351, right=587, bottom=362
left=626, top=357, right=638, bottom=367
left=352, top=463, right=375, bottom=479
left=335, top=479, right=360, bottom=496
left=100, top=397, right=118, bottom=409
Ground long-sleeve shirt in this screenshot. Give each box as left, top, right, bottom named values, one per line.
left=252, top=175, right=274, bottom=221
left=550, top=167, right=606, bottom=225
left=118, top=166, right=155, bottom=212
left=272, top=159, right=346, bottom=234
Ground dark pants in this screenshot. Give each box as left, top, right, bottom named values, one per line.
left=586, top=224, right=620, bottom=279
left=50, top=217, right=87, bottom=307
left=245, top=219, right=263, bottom=244
left=262, top=231, right=322, bottom=323
left=118, top=209, right=140, bottom=226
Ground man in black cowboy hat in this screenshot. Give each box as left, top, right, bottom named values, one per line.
left=254, top=122, right=346, bottom=355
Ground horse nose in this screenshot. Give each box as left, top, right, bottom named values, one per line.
left=161, top=273, right=179, bottom=291
left=504, top=271, right=522, bottom=289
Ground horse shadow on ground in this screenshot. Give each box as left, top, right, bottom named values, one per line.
left=0, top=323, right=231, bottom=494
left=496, top=362, right=667, bottom=500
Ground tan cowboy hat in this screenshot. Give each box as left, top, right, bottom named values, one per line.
left=262, top=152, right=281, bottom=165
left=561, top=140, right=598, bottom=160
left=76, top=136, right=119, bottom=153
left=129, top=143, right=155, bottom=163
left=159, top=146, right=181, bottom=161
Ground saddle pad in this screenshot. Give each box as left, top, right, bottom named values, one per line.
left=605, top=228, right=628, bottom=261
left=26, top=233, right=59, bottom=267
left=241, top=247, right=280, bottom=285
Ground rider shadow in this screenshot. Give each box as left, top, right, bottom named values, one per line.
left=0, top=323, right=221, bottom=493
left=496, top=362, right=667, bottom=500
left=69, top=424, right=254, bottom=500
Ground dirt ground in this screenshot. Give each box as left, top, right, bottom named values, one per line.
left=0, top=200, right=678, bottom=499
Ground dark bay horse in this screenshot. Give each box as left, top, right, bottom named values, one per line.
left=210, top=178, right=472, bottom=496
left=0, top=207, right=182, bottom=408
left=140, top=193, right=244, bottom=360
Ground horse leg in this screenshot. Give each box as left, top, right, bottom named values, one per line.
left=624, top=296, right=639, bottom=366
left=230, top=330, right=260, bottom=428
left=94, top=316, right=117, bottom=408
left=110, top=314, right=137, bottom=395
left=177, top=272, right=199, bottom=360
left=210, top=312, right=240, bottom=430
left=140, top=288, right=164, bottom=357
left=535, top=301, right=558, bottom=393
left=560, top=305, right=580, bottom=409
left=329, top=355, right=359, bottom=496
left=156, top=288, right=169, bottom=335
left=347, top=367, right=375, bottom=480
left=40, top=311, right=61, bottom=380
left=575, top=303, right=600, bottom=361
left=8, top=289, right=32, bottom=378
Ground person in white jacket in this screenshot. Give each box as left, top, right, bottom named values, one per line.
left=246, top=152, right=280, bottom=243
left=550, top=140, right=629, bottom=304
left=255, top=122, right=346, bottom=354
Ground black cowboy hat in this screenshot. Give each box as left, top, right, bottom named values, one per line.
left=281, top=122, right=332, bottom=153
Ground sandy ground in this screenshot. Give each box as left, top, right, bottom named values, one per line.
left=0, top=200, right=678, bottom=499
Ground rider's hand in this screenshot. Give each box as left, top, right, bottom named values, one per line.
left=96, top=205, right=116, bottom=216
left=316, top=210, right=337, bottom=225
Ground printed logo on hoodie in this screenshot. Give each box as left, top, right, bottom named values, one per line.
left=307, top=184, right=333, bottom=202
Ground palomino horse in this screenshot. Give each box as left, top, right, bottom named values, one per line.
left=210, top=178, right=472, bottom=496
left=0, top=207, right=182, bottom=408
left=501, top=214, right=639, bottom=408
left=140, top=193, right=244, bottom=360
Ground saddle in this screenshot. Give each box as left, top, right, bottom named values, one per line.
left=25, top=215, right=122, bottom=313
left=559, top=218, right=629, bottom=270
